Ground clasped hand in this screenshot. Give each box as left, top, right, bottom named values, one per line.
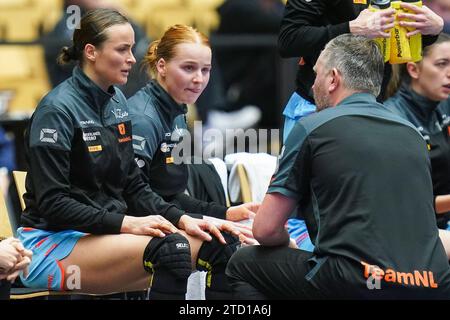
left=0, top=237, right=32, bottom=282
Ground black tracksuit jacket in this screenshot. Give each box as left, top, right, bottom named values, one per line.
left=21, top=67, right=186, bottom=234
left=386, top=85, right=450, bottom=229
left=128, top=81, right=228, bottom=219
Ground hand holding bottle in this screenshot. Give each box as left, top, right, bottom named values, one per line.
left=390, top=1, right=413, bottom=63
left=369, top=0, right=395, bottom=62
left=398, top=2, right=444, bottom=36
left=350, top=7, right=396, bottom=39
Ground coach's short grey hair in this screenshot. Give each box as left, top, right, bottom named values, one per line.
left=320, top=34, right=384, bottom=96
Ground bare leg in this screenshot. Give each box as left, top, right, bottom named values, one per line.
left=60, top=234, right=153, bottom=294
left=60, top=232, right=204, bottom=294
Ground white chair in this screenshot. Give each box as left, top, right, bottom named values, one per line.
left=225, top=152, right=277, bottom=204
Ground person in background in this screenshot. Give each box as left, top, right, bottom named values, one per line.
left=19, top=9, right=239, bottom=300
left=193, top=0, right=284, bottom=155
left=226, top=34, right=450, bottom=299
left=213, top=0, right=284, bottom=129
left=385, top=33, right=450, bottom=230
left=0, top=127, right=16, bottom=198
left=279, top=0, right=443, bottom=136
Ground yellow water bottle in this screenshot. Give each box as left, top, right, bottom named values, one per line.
left=390, top=1, right=412, bottom=64
left=369, top=0, right=392, bottom=63
left=402, top=0, right=423, bottom=62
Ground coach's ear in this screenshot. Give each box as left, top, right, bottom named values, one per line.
left=329, top=68, right=340, bottom=93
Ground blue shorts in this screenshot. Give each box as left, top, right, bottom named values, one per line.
left=287, top=219, right=314, bottom=252
left=282, top=92, right=316, bottom=252
left=282, top=92, right=316, bottom=142
left=17, top=227, right=86, bottom=291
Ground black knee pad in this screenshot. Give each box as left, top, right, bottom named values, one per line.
left=197, top=232, right=240, bottom=272
left=144, top=233, right=192, bottom=279
left=144, top=233, right=192, bottom=299
left=197, top=232, right=240, bottom=298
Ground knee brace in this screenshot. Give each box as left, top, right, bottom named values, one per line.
left=143, top=233, right=192, bottom=300
left=196, top=232, right=240, bottom=299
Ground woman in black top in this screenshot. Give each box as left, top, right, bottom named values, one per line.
left=386, top=34, right=450, bottom=231
left=18, top=9, right=238, bottom=299
left=128, top=25, right=259, bottom=223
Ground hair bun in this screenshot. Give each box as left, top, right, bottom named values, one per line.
left=67, top=46, right=78, bottom=59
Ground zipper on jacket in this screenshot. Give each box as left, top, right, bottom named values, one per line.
left=100, top=102, right=107, bottom=127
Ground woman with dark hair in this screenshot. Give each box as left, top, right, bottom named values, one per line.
left=386, top=33, right=450, bottom=231
left=18, top=9, right=239, bottom=299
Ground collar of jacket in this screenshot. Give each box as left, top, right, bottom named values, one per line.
left=144, top=79, right=187, bottom=122
left=337, top=92, right=377, bottom=106
left=398, top=83, right=440, bottom=120
left=72, top=66, right=119, bottom=112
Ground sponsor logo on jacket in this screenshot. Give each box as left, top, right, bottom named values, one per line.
left=132, top=135, right=146, bottom=151
left=80, top=120, right=96, bottom=126
left=88, top=145, right=102, bottom=153
left=40, top=128, right=58, bottom=143
left=135, top=157, right=145, bottom=168
left=82, top=131, right=101, bottom=141
left=117, top=123, right=132, bottom=143
left=111, top=109, right=129, bottom=119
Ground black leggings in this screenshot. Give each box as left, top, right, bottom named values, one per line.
left=0, top=280, right=10, bottom=300
left=225, top=246, right=328, bottom=299
left=226, top=246, right=450, bottom=299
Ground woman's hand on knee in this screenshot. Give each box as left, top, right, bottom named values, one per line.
left=217, top=221, right=258, bottom=246
left=178, top=215, right=226, bottom=244
left=226, top=202, right=260, bottom=222
left=203, top=216, right=257, bottom=246
left=121, top=215, right=179, bottom=237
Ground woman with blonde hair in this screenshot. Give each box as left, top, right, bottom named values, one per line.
left=128, top=25, right=259, bottom=299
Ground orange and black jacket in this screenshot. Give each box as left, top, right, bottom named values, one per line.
left=128, top=81, right=228, bottom=219
left=21, top=67, right=186, bottom=234
left=386, top=85, right=450, bottom=229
